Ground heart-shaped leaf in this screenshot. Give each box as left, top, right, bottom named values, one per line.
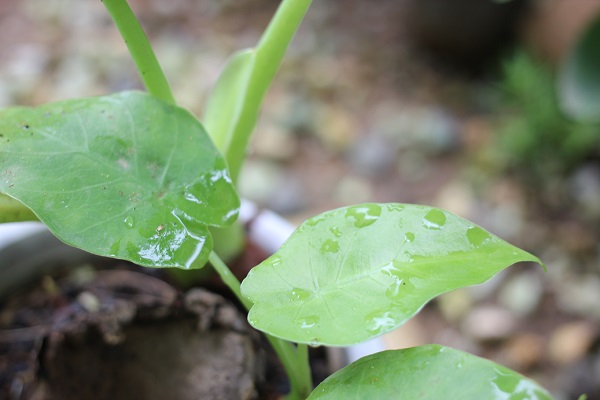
left=241, top=203, right=542, bottom=345
left=308, top=345, right=552, bottom=399
left=0, top=91, right=239, bottom=269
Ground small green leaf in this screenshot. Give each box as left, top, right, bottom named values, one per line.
left=241, top=203, right=542, bottom=346
left=558, top=11, right=600, bottom=122
left=0, top=91, right=239, bottom=269
left=308, top=345, right=553, bottom=399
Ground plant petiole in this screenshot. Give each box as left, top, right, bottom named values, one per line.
left=208, top=251, right=313, bottom=399
left=102, top=0, right=175, bottom=104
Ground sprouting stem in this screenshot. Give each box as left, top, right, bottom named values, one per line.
left=102, top=0, right=175, bottom=104
left=225, top=0, right=313, bottom=183
left=208, top=251, right=313, bottom=399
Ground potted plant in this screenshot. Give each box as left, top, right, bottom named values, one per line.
left=0, top=0, right=553, bottom=398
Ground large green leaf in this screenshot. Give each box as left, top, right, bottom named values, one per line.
left=308, top=345, right=552, bottom=399
left=241, top=203, right=542, bottom=346
left=558, top=11, right=600, bottom=122
left=0, top=91, right=239, bottom=269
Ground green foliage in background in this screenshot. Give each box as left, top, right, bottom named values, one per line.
left=497, top=52, right=600, bottom=181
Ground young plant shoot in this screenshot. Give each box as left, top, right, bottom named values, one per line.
left=0, top=0, right=552, bottom=399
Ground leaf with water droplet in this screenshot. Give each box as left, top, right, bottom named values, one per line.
left=241, top=203, right=543, bottom=345
left=308, top=345, right=552, bottom=399
left=0, top=91, right=239, bottom=269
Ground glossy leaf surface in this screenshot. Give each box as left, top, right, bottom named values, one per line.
left=0, top=91, right=239, bottom=269
left=308, top=345, right=552, bottom=399
left=559, top=12, right=600, bottom=122
left=241, top=203, right=542, bottom=345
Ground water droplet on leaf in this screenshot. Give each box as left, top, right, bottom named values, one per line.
left=345, top=204, right=382, bottom=228
left=320, top=239, right=339, bottom=253
left=365, top=310, right=396, bottom=334
left=294, top=315, right=320, bottom=330
left=423, top=209, right=446, bottom=230
left=288, top=288, right=312, bottom=302
left=466, top=226, right=492, bottom=246
left=124, top=215, right=135, bottom=228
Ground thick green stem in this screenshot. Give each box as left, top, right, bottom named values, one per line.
left=102, top=0, right=175, bottom=104
left=208, top=251, right=313, bottom=399
left=225, top=0, right=313, bottom=183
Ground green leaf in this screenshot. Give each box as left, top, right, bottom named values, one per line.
left=0, top=193, right=37, bottom=222
left=203, top=49, right=256, bottom=155
left=558, top=12, right=600, bottom=122
left=0, top=91, right=239, bottom=269
left=308, top=345, right=553, bottom=399
left=241, top=203, right=542, bottom=346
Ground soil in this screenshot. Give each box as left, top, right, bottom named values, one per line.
left=0, top=231, right=337, bottom=400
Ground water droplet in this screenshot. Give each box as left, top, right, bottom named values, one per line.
left=329, top=226, right=342, bottom=237
left=268, top=255, right=283, bottom=267
left=365, top=310, right=396, bottom=334
left=308, top=339, right=321, bottom=348
left=124, top=215, right=135, bottom=228
left=306, top=214, right=326, bottom=227
left=294, top=315, right=320, bottom=330
left=288, top=288, right=312, bottom=302
left=381, top=261, right=407, bottom=299
left=320, top=239, right=339, bottom=253
left=386, top=204, right=405, bottom=212
left=423, top=209, right=446, bottom=230
left=405, top=232, right=415, bottom=243
left=466, top=226, right=492, bottom=246
left=345, top=204, right=382, bottom=228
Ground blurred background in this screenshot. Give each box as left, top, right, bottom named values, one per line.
left=0, top=0, right=599, bottom=398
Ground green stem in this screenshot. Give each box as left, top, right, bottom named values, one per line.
left=208, top=251, right=313, bottom=399
left=225, top=0, right=313, bottom=183
left=102, top=0, right=175, bottom=104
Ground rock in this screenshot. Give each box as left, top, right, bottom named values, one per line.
left=548, top=321, right=598, bottom=366
left=437, top=288, right=472, bottom=323
left=237, top=159, right=285, bottom=205
left=461, top=305, right=517, bottom=342
left=570, top=163, right=600, bottom=220
left=314, top=103, right=359, bottom=152
left=251, top=124, right=298, bottom=162
left=498, top=271, right=543, bottom=317
left=332, top=176, right=373, bottom=205
left=503, top=333, right=545, bottom=370
left=346, top=134, right=398, bottom=178
left=556, top=274, right=600, bottom=320
left=374, top=106, right=461, bottom=156
left=267, top=173, right=309, bottom=215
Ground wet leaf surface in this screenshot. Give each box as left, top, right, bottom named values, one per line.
left=308, top=345, right=553, bottom=399
left=241, top=203, right=542, bottom=346
left=0, top=91, right=239, bottom=269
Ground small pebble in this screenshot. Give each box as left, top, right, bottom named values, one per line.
left=498, top=271, right=543, bottom=317
left=462, top=305, right=517, bottom=341
left=549, top=321, right=598, bottom=365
